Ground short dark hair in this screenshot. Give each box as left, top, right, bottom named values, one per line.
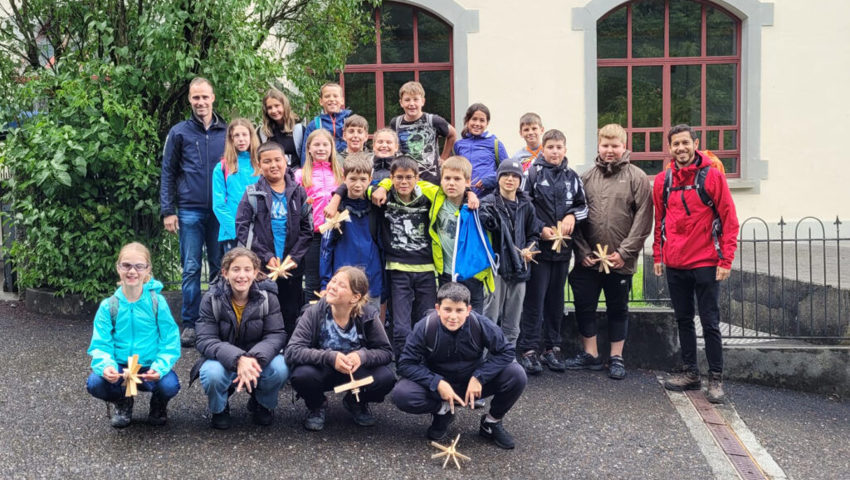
left=258, top=141, right=285, bottom=157
left=667, top=124, right=698, bottom=143
left=390, top=156, right=420, bottom=175
left=542, top=129, right=566, bottom=146
left=437, top=282, right=471, bottom=306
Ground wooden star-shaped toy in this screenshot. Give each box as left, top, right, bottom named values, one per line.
left=268, top=255, right=297, bottom=281
left=515, top=241, right=541, bottom=266
left=430, top=434, right=471, bottom=470
left=593, top=243, right=615, bottom=274
left=319, top=209, right=351, bottom=235
left=550, top=221, right=571, bottom=254
left=333, top=371, right=374, bottom=402
left=123, top=354, right=143, bottom=397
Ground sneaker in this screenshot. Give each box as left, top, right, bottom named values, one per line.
left=303, top=403, right=327, bottom=431
left=540, top=348, right=566, bottom=372
left=342, top=393, right=377, bottom=427
left=473, top=398, right=486, bottom=409
left=519, top=351, right=543, bottom=375
left=247, top=396, right=273, bottom=426
left=180, top=327, right=196, bottom=348
left=663, top=370, right=702, bottom=391
left=147, top=395, right=168, bottom=426
left=608, top=356, right=626, bottom=380
left=479, top=414, right=515, bottom=450
left=564, top=352, right=604, bottom=371
left=426, top=411, right=455, bottom=441
left=110, top=398, right=133, bottom=428
left=211, top=403, right=232, bottom=430
left=706, top=372, right=726, bottom=403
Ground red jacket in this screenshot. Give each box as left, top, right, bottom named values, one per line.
left=652, top=151, right=739, bottom=270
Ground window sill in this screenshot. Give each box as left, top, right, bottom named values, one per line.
left=727, top=179, right=759, bottom=191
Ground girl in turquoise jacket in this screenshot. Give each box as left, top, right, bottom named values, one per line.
left=86, top=242, right=181, bottom=428
left=213, top=118, right=261, bottom=253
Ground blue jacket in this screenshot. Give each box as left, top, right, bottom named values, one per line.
left=397, top=310, right=516, bottom=390
left=160, top=113, right=227, bottom=216
left=300, top=109, right=352, bottom=160
left=452, top=131, right=509, bottom=196
left=319, top=196, right=383, bottom=299
left=87, top=279, right=181, bottom=377
left=212, top=151, right=260, bottom=242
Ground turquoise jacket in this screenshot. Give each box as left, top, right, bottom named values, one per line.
left=87, top=279, right=181, bottom=377
left=212, top=151, right=260, bottom=241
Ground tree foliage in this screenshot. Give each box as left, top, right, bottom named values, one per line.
left=0, top=0, right=378, bottom=300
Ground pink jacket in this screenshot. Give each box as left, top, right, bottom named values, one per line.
left=295, top=160, right=339, bottom=232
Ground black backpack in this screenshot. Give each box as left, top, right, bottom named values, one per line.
left=660, top=166, right=724, bottom=259
left=424, top=311, right=484, bottom=356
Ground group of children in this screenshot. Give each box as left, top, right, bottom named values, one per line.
left=87, top=79, right=651, bottom=449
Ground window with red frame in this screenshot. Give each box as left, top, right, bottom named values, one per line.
left=339, top=2, right=454, bottom=132
left=597, top=0, right=741, bottom=176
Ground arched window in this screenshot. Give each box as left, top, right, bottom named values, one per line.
left=340, top=2, right=454, bottom=131
left=597, top=0, right=741, bottom=176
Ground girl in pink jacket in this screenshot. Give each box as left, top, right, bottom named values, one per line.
left=295, top=129, right=344, bottom=302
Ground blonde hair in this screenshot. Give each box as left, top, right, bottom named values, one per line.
left=399, top=81, right=425, bottom=99
left=373, top=128, right=399, bottom=146
left=189, top=77, right=213, bottom=92
left=441, top=155, right=472, bottom=181
left=302, top=129, right=344, bottom=188
left=343, top=152, right=374, bottom=177
left=261, top=88, right=298, bottom=136
left=320, top=82, right=343, bottom=98
left=519, top=112, right=543, bottom=129
left=334, top=266, right=370, bottom=318
left=116, top=242, right=152, bottom=284
left=598, top=123, right=627, bottom=144
left=224, top=118, right=260, bottom=175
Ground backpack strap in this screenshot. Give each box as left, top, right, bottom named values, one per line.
left=241, top=184, right=262, bottom=250
left=293, top=123, right=304, bottom=162
left=393, top=115, right=401, bottom=131
left=314, top=117, right=321, bottom=130
left=660, top=168, right=673, bottom=249
left=220, top=158, right=229, bottom=201
left=259, top=289, right=269, bottom=318
left=426, top=113, right=434, bottom=128
left=109, top=291, right=159, bottom=337
left=425, top=311, right=484, bottom=354
left=494, top=138, right=500, bottom=168
left=694, top=166, right=724, bottom=259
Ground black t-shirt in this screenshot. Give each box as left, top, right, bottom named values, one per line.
left=390, top=113, right=450, bottom=184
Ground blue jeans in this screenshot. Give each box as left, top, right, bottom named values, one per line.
left=178, top=208, right=222, bottom=328
left=199, top=355, right=289, bottom=414
left=86, top=367, right=180, bottom=403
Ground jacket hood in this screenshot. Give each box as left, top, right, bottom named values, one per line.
left=461, top=130, right=494, bottom=140
left=532, top=155, right=569, bottom=170
left=112, top=278, right=163, bottom=302
left=594, top=150, right=631, bottom=175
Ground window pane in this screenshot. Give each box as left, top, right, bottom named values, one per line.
left=632, top=132, right=646, bottom=152
left=598, top=6, right=627, bottom=58
left=650, top=131, right=663, bottom=151
left=723, top=129, right=737, bottom=149
left=721, top=157, right=738, bottom=174
left=598, top=67, right=627, bottom=127
left=635, top=159, right=664, bottom=176
left=380, top=3, right=414, bottom=64
left=706, top=64, right=736, bottom=125
left=383, top=71, right=415, bottom=124
left=632, top=0, right=664, bottom=58
left=347, top=9, right=377, bottom=64
left=670, top=64, right=701, bottom=126
left=669, top=0, right=701, bottom=57
left=343, top=73, right=377, bottom=131
left=706, top=130, right=719, bottom=150
left=419, top=70, right=452, bottom=123
left=707, top=7, right=737, bottom=56
left=632, top=66, right=662, bottom=127
left=418, top=10, right=450, bottom=63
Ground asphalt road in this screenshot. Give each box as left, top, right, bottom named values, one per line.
left=0, top=301, right=846, bottom=479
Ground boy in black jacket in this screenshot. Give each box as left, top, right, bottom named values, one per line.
left=518, top=130, right=588, bottom=375
left=392, top=282, right=527, bottom=449
left=480, top=159, right=543, bottom=346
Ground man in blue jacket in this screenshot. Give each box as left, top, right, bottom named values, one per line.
left=392, top=282, right=527, bottom=449
left=160, top=77, right=227, bottom=347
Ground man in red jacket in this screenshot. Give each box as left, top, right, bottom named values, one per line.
left=653, top=124, right=739, bottom=403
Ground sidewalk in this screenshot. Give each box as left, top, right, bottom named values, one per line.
left=0, top=302, right=846, bottom=479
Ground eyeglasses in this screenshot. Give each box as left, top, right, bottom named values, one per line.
left=392, top=175, right=416, bottom=182
left=118, top=262, right=150, bottom=272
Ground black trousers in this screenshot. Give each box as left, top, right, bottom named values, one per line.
left=290, top=363, right=396, bottom=410
left=388, top=270, right=437, bottom=358
left=569, top=264, right=632, bottom=342
left=303, top=233, right=322, bottom=303
left=438, top=273, right=484, bottom=314
left=276, top=268, right=304, bottom=341
left=518, top=259, right=570, bottom=353
left=666, top=266, right=723, bottom=374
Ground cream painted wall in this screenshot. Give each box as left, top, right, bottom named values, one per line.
left=443, top=0, right=850, bottom=224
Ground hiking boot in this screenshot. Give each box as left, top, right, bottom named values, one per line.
left=564, top=352, right=604, bottom=371
left=608, top=356, right=626, bottom=380
left=247, top=396, right=273, bottom=426
left=147, top=395, right=168, bottom=426
left=211, top=403, right=231, bottom=430
left=342, top=393, right=377, bottom=427
left=706, top=372, right=726, bottom=404
left=426, top=411, right=455, bottom=441
left=110, top=397, right=133, bottom=428
left=540, top=348, right=566, bottom=372
left=479, top=414, right=515, bottom=450
left=519, top=351, right=543, bottom=375
left=180, top=327, right=196, bottom=348
left=663, top=370, right=702, bottom=391
left=303, top=403, right=327, bottom=431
